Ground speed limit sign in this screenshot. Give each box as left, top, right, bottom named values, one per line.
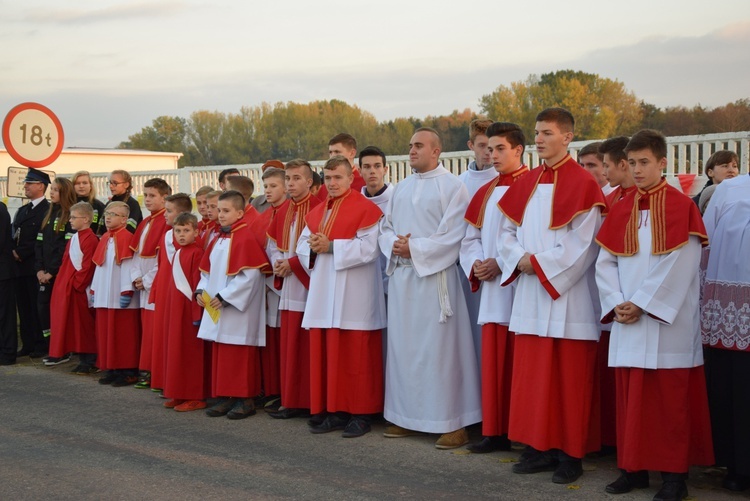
left=2, top=102, right=64, bottom=169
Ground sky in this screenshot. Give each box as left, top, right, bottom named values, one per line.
left=1, top=0, right=749, bottom=149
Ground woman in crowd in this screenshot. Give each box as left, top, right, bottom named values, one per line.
left=105, top=169, right=142, bottom=233
left=71, top=170, right=106, bottom=235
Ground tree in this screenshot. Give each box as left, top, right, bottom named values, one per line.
left=118, top=116, right=193, bottom=167
left=479, top=71, right=643, bottom=141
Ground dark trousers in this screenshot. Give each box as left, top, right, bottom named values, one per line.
left=0, top=279, right=17, bottom=362
left=15, top=276, right=45, bottom=353
left=704, top=347, right=750, bottom=477
left=37, top=278, right=54, bottom=334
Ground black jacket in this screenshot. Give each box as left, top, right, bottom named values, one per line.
left=80, top=196, right=106, bottom=236
left=0, top=202, right=15, bottom=281
left=12, top=198, right=50, bottom=277
left=35, top=204, right=73, bottom=277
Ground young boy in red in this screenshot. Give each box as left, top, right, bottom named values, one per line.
left=162, top=213, right=211, bottom=411
left=48, top=201, right=99, bottom=374
left=91, top=201, right=141, bottom=387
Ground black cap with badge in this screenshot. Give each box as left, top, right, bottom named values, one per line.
left=23, top=169, right=51, bottom=185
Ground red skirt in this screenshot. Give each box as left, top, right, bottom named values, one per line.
left=164, top=324, right=211, bottom=401
left=150, top=304, right=169, bottom=389
left=509, top=335, right=601, bottom=458
left=279, top=310, right=310, bottom=409
left=211, top=343, right=261, bottom=398
left=49, top=292, right=96, bottom=357
left=138, top=309, right=154, bottom=371
left=597, top=330, right=617, bottom=447
left=616, top=366, right=714, bottom=473
left=310, top=328, right=384, bottom=415
left=95, top=308, right=141, bottom=370
left=481, top=324, right=515, bottom=436
left=260, top=326, right=281, bottom=396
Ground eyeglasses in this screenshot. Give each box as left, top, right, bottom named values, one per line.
left=104, top=211, right=128, bottom=218
left=108, top=180, right=126, bottom=186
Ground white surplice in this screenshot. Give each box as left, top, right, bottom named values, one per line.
left=266, top=218, right=308, bottom=313
left=379, top=164, right=481, bottom=433
left=701, top=174, right=750, bottom=349
left=596, top=212, right=703, bottom=369
left=90, top=238, right=139, bottom=310
left=362, top=184, right=394, bottom=294
left=460, top=183, right=514, bottom=325
left=458, top=164, right=497, bottom=365
left=130, top=220, right=158, bottom=310
left=196, top=236, right=266, bottom=346
left=499, top=184, right=602, bottom=340
left=297, top=222, right=386, bottom=330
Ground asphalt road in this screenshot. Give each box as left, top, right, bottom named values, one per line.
left=1, top=359, right=747, bottom=501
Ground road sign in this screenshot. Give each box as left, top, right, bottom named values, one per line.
left=6, top=166, right=56, bottom=198
left=2, top=102, right=64, bottom=169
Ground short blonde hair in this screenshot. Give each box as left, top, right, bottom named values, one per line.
left=107, top=201, right=130, bottom=216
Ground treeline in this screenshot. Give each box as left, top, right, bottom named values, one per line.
left=117, top=71, right=750, bottom=168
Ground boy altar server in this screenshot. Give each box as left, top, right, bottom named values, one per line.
left=91, top=201, right=141, bottom=387
left=379, top=127, right=481, bottom=449
left=460, top=122, right=529, bottom=453
left=130, top=178, right=170, bottom=386
left=298, top=155, right=386, bottom=438
left=498, top=108, right=606, bottom=483
left=163, top=213, right=210, bottom=412
left=595, top=129, right=714, bottom=501
left=48, top=202, right=99, bottom=374
left=197, top=191, right=271, bottom=420
left=266, top=160, right=321, bottom=420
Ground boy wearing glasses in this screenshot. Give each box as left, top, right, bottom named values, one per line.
left=91, top=201, right=141, bottom=387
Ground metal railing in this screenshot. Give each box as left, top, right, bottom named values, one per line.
left=3, top=131, right=748, bottom=207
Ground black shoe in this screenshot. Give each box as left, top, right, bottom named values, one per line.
left=310, top=414, right=349, bottom=434
left=512, top=450, right=559, bottom=474
left=723, top=473, right=750, bottom=492
left=552, top=459, right=583, bottom=484
left=110, top=375, right=138, bottom=387
left=342, top=417, right=371, bottom=438
left=307, top=412, right=327, bottom=427
left=606, top=470, right=650, bottom=494
left=268, top=407, right=309, bottom=419
left=519, top=445, right=540, bottom=462
left=653, top=479, right=688, bottom=501
left=227, top=398, right=257, bottom=420
left=467, top=435, right=511, bottom=453
left=263, top=395, right=281, bottom=412
left=98, top=371, right=118, bottom=385
left=206, top=398, right=236, bottom=417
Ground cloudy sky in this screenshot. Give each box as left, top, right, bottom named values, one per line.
left=2, top=0, right=749, bottom=148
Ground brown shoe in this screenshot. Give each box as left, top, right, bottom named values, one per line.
left=174, top=400, right=207, bottom=412
left=383, top=424, right=424, bottom=438
left=435, top=428, right=469, bottom=449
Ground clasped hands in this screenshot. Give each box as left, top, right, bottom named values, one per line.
left=392, top=233, right=411, bottom=258
left=473, top=259, right=500, bottom=281
left=308, top=233, right=331, bottom=254
left=614, top=301, right=642, bottom=324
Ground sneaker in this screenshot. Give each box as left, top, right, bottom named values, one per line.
left=174, top=400, right=207, bottom=412
left=134, top=379, right=151, bottom=389
left=163, top=399, right=186, bottom=409
left=342, top=417, right=371, bottom=438
left=383, top=424, right=425, bottom=438
left=110, top=375, right=139, bottom=387
left=98, top=371, right=118, bottom=385
left=309, top=413, right=348, bottom=434
left=435, top=428, right=469, bottom=449
left=227, top=398, right=256, bottom=420
left=44, top=355, right=71, bottom=366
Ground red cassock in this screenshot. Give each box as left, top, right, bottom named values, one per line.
left=256, top=205, right=282, bottom=397
left=163, top=242, right=211, bottom=401
left=92, top=227, right=141, bottom=370
left=498, top=155, right=607, bottom=457
left=315, top=169, right=366, bottom=202
left=149, top=231, right=178, bottom=389
left=267, top=195, right=320, bottom=409
left=304, top=190, right=385, bottom=415
left=130, top=210, right=168, bottom=372
left=49, top=228, right=98, bottom=357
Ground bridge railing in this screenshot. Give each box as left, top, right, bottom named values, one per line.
left=2, top=131, right=748, bottom=208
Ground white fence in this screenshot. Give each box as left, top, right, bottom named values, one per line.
left=2, top=131, right=749, bottom=208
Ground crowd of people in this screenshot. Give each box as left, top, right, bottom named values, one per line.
left=0, top=109, right=748, bottom=501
